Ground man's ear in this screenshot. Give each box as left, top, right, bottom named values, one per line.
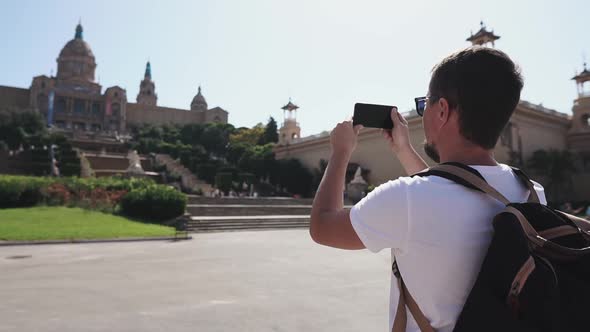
left=437, top=97, right=451, bottom=127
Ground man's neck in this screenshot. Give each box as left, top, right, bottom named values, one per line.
left=439, top=142, right=498, bottom=166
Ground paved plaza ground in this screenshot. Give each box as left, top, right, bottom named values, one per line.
left=0, top=230, right=391, bottom=332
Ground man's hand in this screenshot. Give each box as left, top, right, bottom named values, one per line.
left=382, top=107, right=429, bottom=175
left=330, top=120, right=362, bottom=157
left=382, top=107, right=411, bottom=154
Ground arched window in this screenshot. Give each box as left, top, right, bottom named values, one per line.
left=214, top=116, right=221, bottom=122
left=583, top=114, right=590, bottom=127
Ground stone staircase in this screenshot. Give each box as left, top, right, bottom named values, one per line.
left=155, top=154, right=213, bottom=193
left=81, top=151, right=154, bottom=177
left=185, top=196, right=353, bottom=233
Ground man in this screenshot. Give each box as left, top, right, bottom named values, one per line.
left=309, top=46, right=547, bottom=331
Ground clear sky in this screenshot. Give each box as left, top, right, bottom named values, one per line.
left=1, top=0, right=588, bottom=136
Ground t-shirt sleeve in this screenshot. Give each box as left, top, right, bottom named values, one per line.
left=349, top=178, right=409, bottom=253
left=531, top=180, right=548, bottom=205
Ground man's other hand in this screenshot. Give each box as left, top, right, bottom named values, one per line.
left=330, top=120, right=362, bottom=157
left=382, top=107, right=411, bottom=154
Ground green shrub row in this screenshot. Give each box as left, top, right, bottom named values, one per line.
left=0, top=176, right=50, bottom=208
left=120, top=185, right=187, bottom=222
left=0, top=175, right=186, bottom=222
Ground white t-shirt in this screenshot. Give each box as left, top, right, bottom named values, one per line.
left=350, top=163, right=546, bottom=332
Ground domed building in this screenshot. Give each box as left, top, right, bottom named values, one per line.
left=56, top=23, right=98, bottom=85
left=191, top=86, right=208, bottom=112
left=0, top=23, right=229, bottom=138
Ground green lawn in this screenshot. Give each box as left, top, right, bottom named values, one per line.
left=0, top=206, right=176, bottom=241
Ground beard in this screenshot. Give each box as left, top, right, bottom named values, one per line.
left=423, top=140, right=441, bottom=163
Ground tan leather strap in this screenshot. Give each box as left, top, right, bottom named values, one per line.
left=503, top=206, right=546, bottom=248
left=428, top=164, right=541, bottom=204
left=429, top=165, right=510, bottom=205
left=539, top=225, right=579, bottom=240
left=507, top=256, right=536, bottom=315
left=392, top=278, right=408, bottom=332
left=562, top=211, right=590, bottom=234
left=402, top=278, right=435, bottom=332
left=509, top=167, right=540, bottom=203
left=392, top=262, right=435, bottom=332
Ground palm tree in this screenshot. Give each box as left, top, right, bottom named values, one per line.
left=527, top=149, right=578, bottom=204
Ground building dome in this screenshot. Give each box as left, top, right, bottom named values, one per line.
left=190, top=86, right=208, bottom=111
left=59, top=38, right=95, bottom=58
left=56, top=23, right=97, bottom=83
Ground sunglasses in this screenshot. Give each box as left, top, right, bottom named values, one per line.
left=414, top=96, right=439, bottom=117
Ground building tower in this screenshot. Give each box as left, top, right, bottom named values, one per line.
left=137, top=61, right=157, bottom=106
left=568, top=62, right=590, bottom=152
left=466, top=21, right=500, bottom=47
left=191, top=86, right=208, bottom=112
left=56, top=22, right=97, bottom=84
left=278, top=98, right=301, bottom=145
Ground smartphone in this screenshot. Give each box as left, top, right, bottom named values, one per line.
left=353, top=103, right=395, bottom=129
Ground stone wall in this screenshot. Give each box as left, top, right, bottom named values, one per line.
left=0, top=86, right=30, bottom=110
left=126, top=103, right=205, bottom=127
left=275, top=104, right=589, bottom=201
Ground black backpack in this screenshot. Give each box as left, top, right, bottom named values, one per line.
left=391, top=162, right=590, bottom=332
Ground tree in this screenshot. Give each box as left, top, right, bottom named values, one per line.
left=229, top=124, right=265, bottom=146
left=199, top=123, right=235, bottom=157
left=311, top=159, right=329, bottom=192
left=272, top=158, right=314, bottom=197
left=237, top=144, right=275, bottom=178
left=215, top=172, right=233, bottom=194
left=260, top=117, right=279, bottom=144
left=527, top=149, right=578, bottom=203
left=226, top=142, right=250, bottom=165
left=180, top=123, right=205, bottom=146
left=0, top=109, right=46, bottom=150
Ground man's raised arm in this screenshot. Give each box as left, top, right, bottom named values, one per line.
left=309, top=121, right=365, bottom=250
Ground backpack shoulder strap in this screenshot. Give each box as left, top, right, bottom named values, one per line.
left=509, top=166, right=540, bottom=203
left=412, top=162, right=511, bottom=205
left=392, top=261, right=435, bottom=332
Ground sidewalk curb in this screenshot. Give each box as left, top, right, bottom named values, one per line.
left=0, top=235, right=192, bottom=247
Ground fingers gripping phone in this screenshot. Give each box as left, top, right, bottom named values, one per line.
left=352, top=103, right=394, bottom=129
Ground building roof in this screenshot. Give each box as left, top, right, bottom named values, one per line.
left=572, top=63, right=590, bottom=82
left=144, top=61, right=152, bottom=80
left=191, top=86, right=208, bottom=110
left=281, top=100, right=299, bottom=111
left=59, top=23, right=94, bottom=58
left=466, top=22, right=500, bottom=43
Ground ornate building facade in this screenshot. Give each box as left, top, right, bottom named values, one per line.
left=274, top=23, right=590, bottom=201
left=0, top=23, right=229, bottom=134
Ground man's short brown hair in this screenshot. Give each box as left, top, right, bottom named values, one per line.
left=429, top=46, right=524, bottom=149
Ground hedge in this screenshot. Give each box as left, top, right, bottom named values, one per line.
left=0, top=176, right=50, bottom=208
left=0, top=175, right=186, bottom=223
left=120, top=184, right=187, bottom=221
left=0, top=175, right=153, bottom=208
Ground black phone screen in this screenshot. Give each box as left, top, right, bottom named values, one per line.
left=353, top=103, right=394, bottom=129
